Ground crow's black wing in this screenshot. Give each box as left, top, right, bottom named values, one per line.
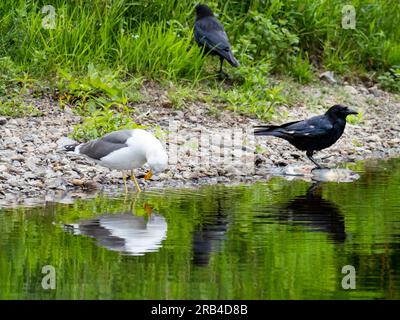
left=278, top=115, right=333, bottom=139
left=255, top=115, right=333, bottom=139
left=194, top=16, right=231, bottom=54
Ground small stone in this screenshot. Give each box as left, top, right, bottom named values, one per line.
left=366, top=134, right=381, bottom=143
left=12, top=160, right=21, bottom=167
left=319, top=71, right=337, bottom=84
left=11, top=155, right=25, bottom=162
left=368, top=86, right=382, bottom=97
left=57, top=136, right=77, bottom=149
left=255, top=154, right=267, bottom=167
left=46, top=177, right=65, bottom=190
left=344, top=85, right=358, bottom=95
left=0, top=117, right=7, bottom=125
left=173, top=110, right=184, bottom=118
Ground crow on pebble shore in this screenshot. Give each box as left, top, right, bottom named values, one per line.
left=254, top=105, right=358, bottom=168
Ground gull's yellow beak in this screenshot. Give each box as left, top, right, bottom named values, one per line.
left=144, top=170, right=153, bottom=180
left=143, top=203, right=153, bottom=215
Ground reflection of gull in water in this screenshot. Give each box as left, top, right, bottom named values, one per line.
left=64, top=213, right=168, bottom=256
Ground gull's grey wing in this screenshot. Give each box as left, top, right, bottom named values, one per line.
left=79, top=130, right=133, bottom=160
left=102, top=130, right=134, bottom=144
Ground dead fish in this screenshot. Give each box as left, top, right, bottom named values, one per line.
left=281, top=165, right=313, bottom=176
left=311, top=168, right=360, bottom=182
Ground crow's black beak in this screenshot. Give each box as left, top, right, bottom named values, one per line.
left=346, top=108, right=358, bottom=115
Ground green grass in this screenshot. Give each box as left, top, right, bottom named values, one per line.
left=1, top=1, right=399, bottom=81
left=166, top=84, right=197, bottom=109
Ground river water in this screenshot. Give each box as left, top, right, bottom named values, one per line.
left=0, top=158, right=399, bottom=299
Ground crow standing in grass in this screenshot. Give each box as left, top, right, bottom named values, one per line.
left=194, top=4, right=239, bottom=74
left=254, top=105, right=358, bottom=168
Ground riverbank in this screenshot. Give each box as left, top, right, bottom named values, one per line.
left=1, top=80, right=400, bottom=207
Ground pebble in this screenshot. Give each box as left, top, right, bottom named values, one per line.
left=368, top=86, right=383, bottom=97
left=344, top=85, right=358, bottom=95
left=319, top=71, right=337, bottom=85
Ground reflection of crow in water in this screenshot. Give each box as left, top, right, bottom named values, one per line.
left=268, top=183, right=346, bottom=243
left=192, top=199, right=228, bottom=266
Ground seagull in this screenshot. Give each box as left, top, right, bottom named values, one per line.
left=254, top=105, right=358, bottom=168
left=64, top=129, right=168, bottom=192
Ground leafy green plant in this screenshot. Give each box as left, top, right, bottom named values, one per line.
left=234, top=11, right=300, bottom=71
left=0, top=98, right=42, bottom=118
left=71, top=105, right=141, bottom=141
left=290, top=53, right=314, bottom=84
left=58, top=64, right=142, bottom=113
left=347, top=111, right=363, bottom=125
left=352, top=139, right=363, bottom=147
left=216, top=62, right=286, bottom=120
left=377, top=66, right=400, bottom=93
left=0, top=57, right=20, bottom=95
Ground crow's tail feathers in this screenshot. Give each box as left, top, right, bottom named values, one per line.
left=254, top=125, right=281, bottom=136
left=64, top=143, right=79, bottom=152
left=226, top=51, right=240, bottom=67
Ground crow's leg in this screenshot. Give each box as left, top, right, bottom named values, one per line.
left=306, top=182, right=322, bottom=197
left=306, top=150, right=323, bottom=169
left=217, top=57, right=228, bottom=78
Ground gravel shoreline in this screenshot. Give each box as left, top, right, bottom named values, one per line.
left=1, top=82, right=400, bottom=207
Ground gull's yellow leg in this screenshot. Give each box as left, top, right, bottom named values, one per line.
left=129, top=193, right=140, bottom=213
left=122, top=171, right=128, bottom=194
left=131, top=169, right=142, bottom=193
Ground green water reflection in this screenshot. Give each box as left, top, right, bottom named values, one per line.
left=1, top=158, right=400, bottom=299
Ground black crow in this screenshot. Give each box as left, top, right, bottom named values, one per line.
left=254, top=104, right=358, bottom=168
left=194, top=4, right=239, bottom=74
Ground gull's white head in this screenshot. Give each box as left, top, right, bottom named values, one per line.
left=144, top=140, right=168, bottom=180
left=147, top=149, right=168, bottom=173
left=130, top=128, right=168, bottom=180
